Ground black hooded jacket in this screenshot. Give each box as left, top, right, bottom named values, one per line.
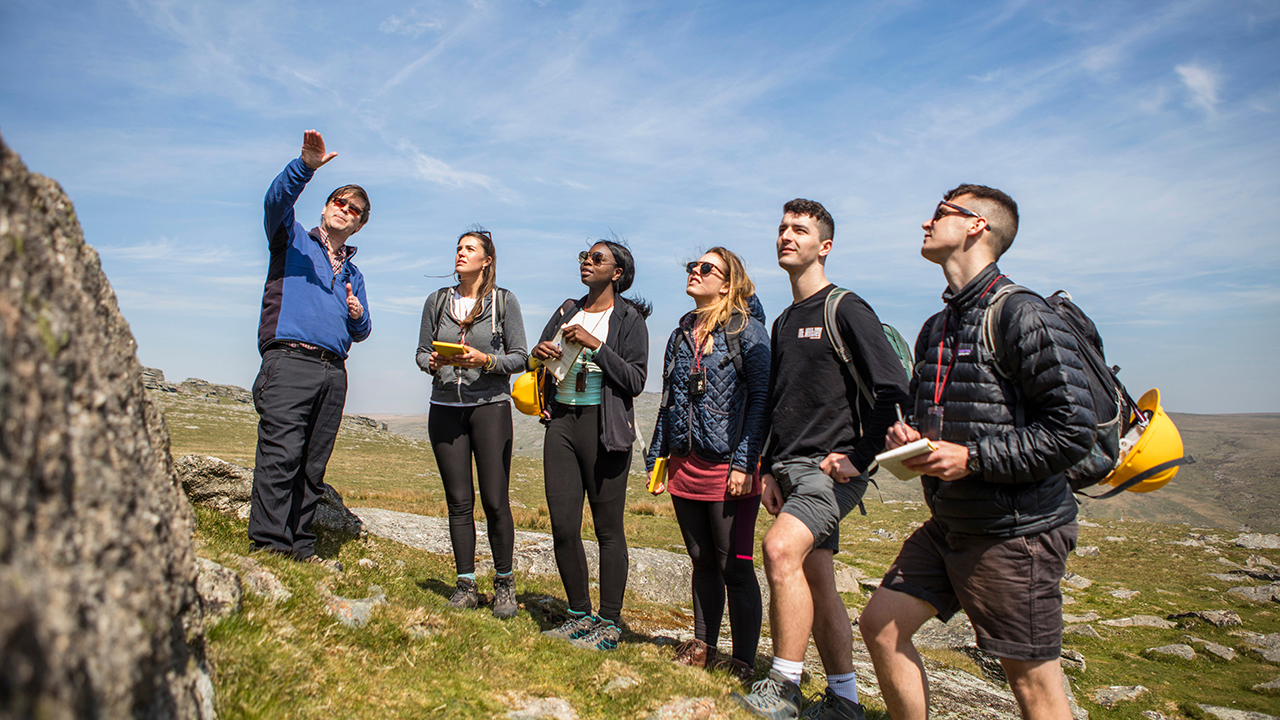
left=912, top=263, right=1096, bottom=538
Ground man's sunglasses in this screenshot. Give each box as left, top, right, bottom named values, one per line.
left=578, top=250, right=615, bottom=267
left=332, top=197, right=366, bottom=218
left=932, top=201, right=982, bottom=223
left=686, top=261, right=724, bottom=278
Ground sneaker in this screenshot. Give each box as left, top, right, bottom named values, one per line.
left=800, top=688, right=865, bottom=720
left=445, top=577, right=479, bottom=609
left=673, top=638, right=717, bottom=668
left=712, top=655, right=757, bottom=685
left=300, top=555, right=343, bottom=573
left=542, top=612, right=597, bottom=640
left=733, top=670, right=805, bottom=720
left=492, top=575, right=518, bottom=619
left=569, top=618, right=621, bottom=651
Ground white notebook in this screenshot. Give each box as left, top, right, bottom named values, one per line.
left=874, top=439, right=938, bottom=482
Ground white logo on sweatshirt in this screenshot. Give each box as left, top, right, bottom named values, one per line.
left=798, top=327, right=823, bottom=340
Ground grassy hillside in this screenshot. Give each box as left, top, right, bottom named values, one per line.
left=157, top=391, right=1280, bottom=719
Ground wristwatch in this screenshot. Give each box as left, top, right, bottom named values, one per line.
left=965, top=443, right=981, bottom=476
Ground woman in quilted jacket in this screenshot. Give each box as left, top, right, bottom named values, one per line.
left=646, top=246, right=770, bottom=683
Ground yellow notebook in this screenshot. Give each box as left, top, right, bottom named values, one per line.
left=648, top=457, right=668, bottom=493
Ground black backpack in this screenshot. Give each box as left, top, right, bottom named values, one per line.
left=982, top=285, right=1154, bottom=498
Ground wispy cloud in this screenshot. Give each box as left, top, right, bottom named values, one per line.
left=379, top=9, right=443, bottom=38
left=1176, top=62, right=1221, bottom=114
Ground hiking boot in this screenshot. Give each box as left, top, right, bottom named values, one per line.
left=569, top=618, right=621, bottom=651
left=445, top=577, right=479, bottom=609
left=492, top=575, right=518, bottom=619
left=800, top=688, right=866, bottom=720
left=300, top=555, right=343, bottom=573
left=673, top=638, right=717, bottom=668
left=733, top=670, right=805, bottom=720
left=542, top=612, right=596, bottom=640
left=712, top=655, right=757, bottom=685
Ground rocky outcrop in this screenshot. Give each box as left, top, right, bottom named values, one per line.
left=0, top=134, right=211, bottom=717
left=175, top=453, right=364, bottom=536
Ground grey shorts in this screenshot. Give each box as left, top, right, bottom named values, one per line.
left=881, top=519, right=1077, bottom=661
left=771, top=457, right=868, bottom=553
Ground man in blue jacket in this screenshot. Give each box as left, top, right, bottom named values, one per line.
left=248, top=130, right=372, bottom=570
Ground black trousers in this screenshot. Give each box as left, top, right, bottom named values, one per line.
left=428, top=401, right=515, bottom=576
left=543, top=405, right=631, bottom=623
left=672, top=493, right=763, bottom=664
left=248, top=347, right=347, bottom=559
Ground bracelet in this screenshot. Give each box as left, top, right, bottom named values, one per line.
left=483, top=354, right=497, bottom=372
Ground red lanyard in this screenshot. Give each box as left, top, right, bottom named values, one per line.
left=691, top=325, right=705, bottom=372
left=934, top=275, right=1005, bottom=405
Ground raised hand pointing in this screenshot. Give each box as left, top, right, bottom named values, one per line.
left=301, top=130, right=338, bottom=170
left=346, top=282, right=363, bottom=320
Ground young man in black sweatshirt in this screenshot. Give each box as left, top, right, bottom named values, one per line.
left=736, top=199, right=910, bottom=720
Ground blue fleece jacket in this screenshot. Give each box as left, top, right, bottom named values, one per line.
left=257, top=158, right=371, bottom=358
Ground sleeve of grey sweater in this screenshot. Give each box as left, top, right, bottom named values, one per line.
left=416, top=290, right=441, bottom=374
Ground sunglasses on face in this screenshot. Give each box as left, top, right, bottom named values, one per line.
left=686, top=261, right=725, bottom=278
left=578, top=250, right=615, bottom=267
left=932, top=201, right=981, bottom=223
left=332, top=196, right=366, bottom=219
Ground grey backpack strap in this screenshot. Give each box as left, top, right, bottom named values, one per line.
left=824, top=288, right=873, bottom=407
left=432, top=287, right=451, bottom=337
left=980, top=284, right=1036, bottom=380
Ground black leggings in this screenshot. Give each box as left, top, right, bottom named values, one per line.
left=428, top=402, right=514, bottom=575
left=543, top=405, right=631, bottom=623
left=672, top=493, right=763, bottom=664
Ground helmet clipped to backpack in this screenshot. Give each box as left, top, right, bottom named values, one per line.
left=511, top=369, right=545, bottom=416
left=1097, top=388, right=1190, bottom=496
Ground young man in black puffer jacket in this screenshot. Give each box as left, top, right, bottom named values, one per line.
left=860, top=184, right=1096, bottom=720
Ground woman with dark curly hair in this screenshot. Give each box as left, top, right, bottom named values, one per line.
left=533, top=239, right=650, bottom=652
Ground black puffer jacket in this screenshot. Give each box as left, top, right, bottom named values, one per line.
left=912, top=263, right=1096, bottom=538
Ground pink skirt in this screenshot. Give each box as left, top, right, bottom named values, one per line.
left=667, top=452, right=762, bottom=502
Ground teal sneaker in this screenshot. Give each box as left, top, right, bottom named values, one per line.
left=733, top=669, right=804, bottom=720
left=569, top=618, right=621, bottom=651
left=801, top=688, right=866, bottom=720
left=542, top=612, right=596, bottom=640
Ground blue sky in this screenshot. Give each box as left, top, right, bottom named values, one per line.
left=2, top=0, right=1277, bottom=414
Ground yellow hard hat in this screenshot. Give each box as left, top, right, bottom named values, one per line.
left=1103, top=389, right=1189, bottom=494
left=511, top=370, right=543, bottom=416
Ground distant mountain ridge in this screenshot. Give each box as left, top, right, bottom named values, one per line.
left=369, top=404, right=1280, bottom=534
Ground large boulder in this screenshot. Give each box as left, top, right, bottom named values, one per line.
left=0, top=133, right=212, bottom=718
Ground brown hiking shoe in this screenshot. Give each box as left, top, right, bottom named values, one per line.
left=712, top=655, right=757, bottom=685
left=673, top=638, right=717, bottom=668
left=446, top=577, right=479, bottom=609
left=492, top=574, right=518, bottom=619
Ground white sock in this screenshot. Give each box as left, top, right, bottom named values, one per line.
left=827, top=671, right=859, bottom=703
left=770, top=657, right=804, bottom=685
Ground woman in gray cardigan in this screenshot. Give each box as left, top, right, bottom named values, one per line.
left=416, top=229, right=528, bottom=618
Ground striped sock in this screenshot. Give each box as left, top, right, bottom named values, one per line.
left=771, top=657, right=804, bottom=685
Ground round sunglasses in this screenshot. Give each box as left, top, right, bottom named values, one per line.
left=686, top=261, right=725, bottom=278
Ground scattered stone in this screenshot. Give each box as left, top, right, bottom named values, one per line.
left=916, top=613, right=978, bottom=651
left=176, top=454, right=253, bottom=515
left=1170, top=610, right=1242, bottom=628
left=0, top=134, right=211, bottom=719
left=1062, top=596, right=1077, bottom=605
left=1201, top=641, right=1237, bottom=661
left=314, top=485, right=364, bottom=537
left=507, top=696, right=578, bottom=720
left=1075, top=546, right=1100, bottom=557
left=1062, top=573, right=1093, bottom=590
left=1063, top=612, right=1100, bottom=623
left=1235, top=631, right=1280, bottom=650
left=396, top=560, right=406, bottom=567
left=1110, top=588, right=1140, bottom=600
left=1144, top=712, right=1175, bottom=720
left=230, top=555, right=292, bottom=603
left=1061, top=649, right=1087, bottom=672
left=872, top=528, right=897, bottom=540
left=859, top=577, right=882, bottom=592
left=1078, top=520, right=1100, bottom=527
left=832, top=562, right=867, bottom=594
left=357, top=558, right=378, bottom=569
left=1249, top=555, right=1280, bottom=570
left=1210, top=573, right=1248, bottom=583
left=319, top=583, right=386, bottom=628
left=1254, top=677, right=1280, bottom=692
left=1100, top=615, right=1174, bottom=629
left=195, top=558, right=243, bottom=620
left=1252, top=647, right=1280, bottom=664
left=1234, top=534, right=1280, bottom=550
left=602, top=675, right=640, bottom=695
left=1065, top=624, right=1102, bottom=639
left=1199, top=704, right=1280, bottom=720
left=645, top=697, right=723, bottom=720
left=1220, top=557, right=1247, bottom=569
left=1104, top=536, right=1127, bottom=542
left=1171, top=538, right=1204, bottom=547
left=1228, top=584, right=1280, bottom=604
left=1092, top=685, right=1147, bottom=708
left=1145, top=644, right=1196, bottom=660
